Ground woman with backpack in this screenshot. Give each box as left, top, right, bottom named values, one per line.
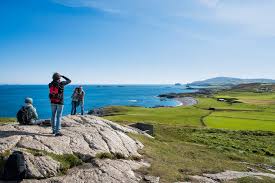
left=49, top=73, right=71, bottom=136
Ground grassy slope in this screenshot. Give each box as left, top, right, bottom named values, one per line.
left=216, top=91, right=275, bottom=105
left=205, top=110, right=275, bottom=131
left=105, top=106, right=209, bottom=127
left=104, top=91, right=275, bottom=182
left=108, top=118, right=275, bottom=183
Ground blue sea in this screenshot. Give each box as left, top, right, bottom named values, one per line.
left=0, top=85, right=196, bottom=119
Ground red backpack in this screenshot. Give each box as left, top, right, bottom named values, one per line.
left=49, top=82, right=62, bottom=103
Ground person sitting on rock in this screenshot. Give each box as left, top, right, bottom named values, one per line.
left=17, top=98, right=40, bottom=125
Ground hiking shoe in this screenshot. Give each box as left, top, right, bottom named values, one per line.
left=55, top=132, right=63, bottom=137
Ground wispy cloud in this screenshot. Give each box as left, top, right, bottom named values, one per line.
left=52, top=0, right=275, bottom=37
left=180, top=0, right=275, bottom=37
left=198, top=0, right=219, bottom=8
left=53, top=0, right=122, bottom=14
left=209, top=1, right=275, bottom=37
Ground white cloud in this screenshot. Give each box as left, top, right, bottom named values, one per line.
left=198, top=0, right=219, bottom=7
left=186, top=0, right=275, bottom=37
left=52, top=0, right=275, bottom=37
left=211, top=1, right=275, bottom=37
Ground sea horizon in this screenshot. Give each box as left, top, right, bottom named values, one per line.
left=0, top=84, right=196, bottom=119
left=0, top=83, right=188, bottom=86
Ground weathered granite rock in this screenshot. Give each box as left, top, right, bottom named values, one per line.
left=143, top=175, right=160, bottom=183
left=0, top=115, right=148, bottom=181
left=203, top=170, right=275, bottom=181
left=191, top=176, right=218, bottom=183
left=22, top=159, right=150, bottom=183
left=0, top=115, right=143, bottom=158
left=24, top=152, right=61, bottom=179
left=191, top=170, right=275, bottom=182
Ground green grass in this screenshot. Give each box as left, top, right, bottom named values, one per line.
left=128, top=126, right=275, bottom=183
left=216, top=91, right=275, bottom=99
left=95, top=152, right=141, bottom=161
left=96, top=152, right=114, bottom=159
left=195, top=97, right=232, bottom=109
left=205, top=111, right=275, bottom=132
left=131, top=132, right=247, bottom=182
left=104, top=97, right=275, bottom=132
left=196, top=97, right=267, bottom=111
left=50, top=153, right=83, bottom=174
left=194, top=92, right=275, bottom=132
left=104, top=106, right=209, bottom=127
left=0, top=118, right=17, bottom=124
left=103, top=93, right=275, bottom=182
left=216, top=91, right=275, bottom=105
left=165, top=127, right=275, bottom=157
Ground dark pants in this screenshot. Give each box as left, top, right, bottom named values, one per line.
left=71, top=101, right=84, bottom=115
left=79, top=101, right=84, bottom=115
left=71, top=101, right=78, bottom=115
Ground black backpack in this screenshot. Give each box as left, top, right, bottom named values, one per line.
left=3, top=151, right=26, bottom=181
left=17, top=106, right=31, bottom=125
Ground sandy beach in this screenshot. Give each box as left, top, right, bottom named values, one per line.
left=175, top=97, right=198, bottom=106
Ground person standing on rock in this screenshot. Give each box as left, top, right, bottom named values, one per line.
left=49, top=73, right=71, bottom=136
left=78, top=86, right=85, bottom=115
left=71, top=87, right=79, bottom=115
left=71, top=86, right=85, bottom=115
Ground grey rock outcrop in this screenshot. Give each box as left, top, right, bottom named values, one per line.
left=143, top=175, right=160, bottom=183
left=24, top=152, right=61, bottom=179
left=191, top=170, right=275, bottom=182
left=23, top=159, right=150, bottom=183
left=0, top=115, right=149, bottom=182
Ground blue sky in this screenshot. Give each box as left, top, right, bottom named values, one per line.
left=1, top=0, right=275, bottom=84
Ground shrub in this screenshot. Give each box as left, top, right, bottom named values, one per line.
left=49, top=153, right=83, bottom=174
left=96, top=152, right=114, bottom=159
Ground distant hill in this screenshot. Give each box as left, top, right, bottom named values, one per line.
left=190, top=77, right=275, bottom=86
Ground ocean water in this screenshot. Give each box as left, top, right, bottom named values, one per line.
left=0, top=85, right=196, bottom=119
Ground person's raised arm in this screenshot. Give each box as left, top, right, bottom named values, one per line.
left=61, top=75, right=71, bottom=85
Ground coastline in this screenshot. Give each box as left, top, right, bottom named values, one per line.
left=158, top=88, right=213, bottom=107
